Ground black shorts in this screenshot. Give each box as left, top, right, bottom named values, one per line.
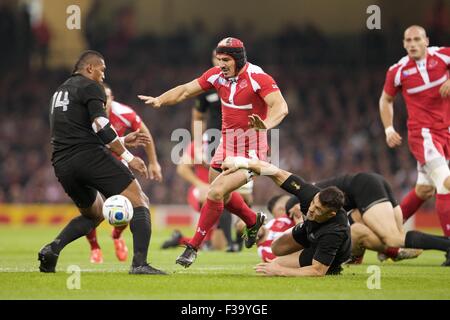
left=350, top=173, right=398, bottom=214
left=299, top=248, right=344, bottom=275
left=53, top=147, right=135, bottom=208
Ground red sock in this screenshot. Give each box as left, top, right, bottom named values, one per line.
left=383, top=247, right=400, bottom=259
left=435, top=193, right=450, bottom=236
left=189, top=198, right=224, bottom=249
left=400, top=189, right=425, bottom=222
left=112, top=225, right=127, bottom=239
left=86, top=228, right=100, bottom=250
left=179, top=236, right=191, bottom=245
left=225, top=192, right=256, bottom=227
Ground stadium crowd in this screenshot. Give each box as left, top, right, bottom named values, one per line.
left=1, top=1, right=449, bottom=206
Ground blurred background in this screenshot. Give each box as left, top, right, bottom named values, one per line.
left=0, top=0, right=449, bottom=227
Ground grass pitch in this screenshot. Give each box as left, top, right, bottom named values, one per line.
left=0, top=226, right=449, bottom=300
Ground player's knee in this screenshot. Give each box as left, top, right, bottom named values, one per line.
left=208, top=185, right=225, bottom=201
left=415, top=184, right=435, bottom=200
left=350, top=223, right=366, bottom=243
left=381, top=234, right=403, bottom=248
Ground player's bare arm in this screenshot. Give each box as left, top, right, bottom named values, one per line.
left=138, top=79, right=204, bottom=108
left=439, top=79, right=450, bottom=98
left=379, top=90, right=402, bottom=148
left=92, top=116, right=149, bottom=179
left=139, top=122, right=163, bottom=181
left=249, top=91, right=288, bottom=130
left=222, top=157, right=291, bottom=186
left=122, top=130, right=152, bottom=148
left=254, top=259, right=329, bottom=277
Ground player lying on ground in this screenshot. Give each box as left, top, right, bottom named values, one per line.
left=222, top=158, right=450, bottom=268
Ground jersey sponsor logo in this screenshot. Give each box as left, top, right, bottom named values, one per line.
left=218, top=77, right=228, bottom=86
left=290, top=181, right=301, bottom=190
left=428, top=59, right=438, bottom=69
left=239, top=79, right=248, bottom=89
left=402, top=67, right=417, bottom=76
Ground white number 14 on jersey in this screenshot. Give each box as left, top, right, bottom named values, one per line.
left=51, top=91, right=69, bottom=113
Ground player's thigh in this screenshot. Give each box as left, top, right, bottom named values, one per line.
left=362, top=202, right=402, bottom=240
left=209, top=169, right=251, bottom=196
left=271, top=228, right=303, bottom=256
left=79, top=148, right=136, bottom=200
left=272, top=251, right=302, bottom=268
left=54, top=164, right=98, bottom=209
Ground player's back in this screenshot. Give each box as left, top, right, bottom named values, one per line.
left=50, top=74, right=106, bottom=164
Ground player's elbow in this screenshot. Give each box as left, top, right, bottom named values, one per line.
left=312, top=261, right=329, bottom=276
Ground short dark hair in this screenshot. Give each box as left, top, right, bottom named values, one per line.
left=318, top=186, right=345, bottom=213
left=285, top=196, right=300, bottom=214
left=72, top=50, right=104, bottom=74
left=267, top=195, right=285, bottom=214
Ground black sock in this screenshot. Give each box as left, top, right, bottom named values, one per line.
left=51, top=216, right=97, bottom=254
left=405, top=230, right=450, bottom=252
left=129, top=206, right=151, bottom=267
left=218, top=210, right=233, bottom=247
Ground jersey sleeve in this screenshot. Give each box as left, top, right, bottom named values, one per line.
left=252, top=73, right=280, bottom=98
left=82, top=83, right=107, bottom=121
left=383, top=67, right=400, bottom=97
left=197, top=67, right=220, bottom=91
left=130, top=112, right=142, bottom=131
left=437, top=47, right=450, bottom=67
left=313, top=232, right=346, bottom=266
left=280, top=174, right=321, bottom=215
left=291, top=223, right=309, bottom=248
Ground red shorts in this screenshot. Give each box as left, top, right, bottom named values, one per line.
left=408, top=128, right=450, bottom=165
left=211, top=131, right=268, bottom=169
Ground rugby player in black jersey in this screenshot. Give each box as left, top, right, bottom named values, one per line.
left=39, top=50, right=166, bottom=275
left=222, top=158, right=450, bottom=274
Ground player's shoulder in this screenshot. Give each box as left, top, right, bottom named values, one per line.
left=429, top=46, right=450, bottom=61
left=202, top=66, right=222, bottom=77
left=111, top=101, right=136, bottom=115
left=387, top=55, right=410, bottom=72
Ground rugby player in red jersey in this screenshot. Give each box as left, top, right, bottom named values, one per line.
left=139, top=37, right=288, bottom=267
left=380, top=26, right=450, bottom=236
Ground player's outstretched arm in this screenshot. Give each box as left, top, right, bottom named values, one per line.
left=379, top=90, right=402, bottom=148
left=138, top=79, right=204, bottom=108
left=254, top=259, right=329, bottom=277
left=222, top=157, right=291, bottom=185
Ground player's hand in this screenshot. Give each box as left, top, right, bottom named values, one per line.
left=124, top=130, right=152, bottom=148
left=254, top=262, right=283, bottom=276
left=129, top=157, right=149, bottom=179
left=385, top=127, right=402, bottom=148
left=248, top=114, right=268, bottom=130
left=439, top=80, right=450, bottom=98
left=221, top=157, right=240, bottom=175
left=148, top=162, right=163, bottom=182
left=137, top=95, right=162, bottom=108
